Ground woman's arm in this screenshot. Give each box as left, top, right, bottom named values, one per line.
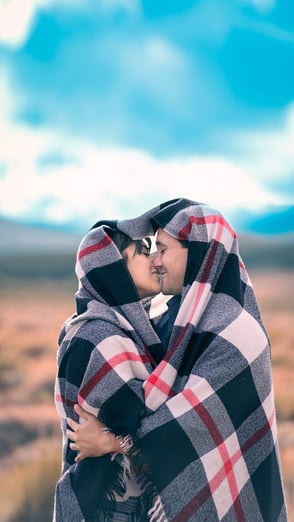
left=67, top=404, right=132, bottom=462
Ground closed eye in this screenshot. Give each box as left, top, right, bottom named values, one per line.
left=141, top=246, right=151, bottom=256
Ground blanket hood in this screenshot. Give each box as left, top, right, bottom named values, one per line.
left=75, top=223, right=140, bottom=309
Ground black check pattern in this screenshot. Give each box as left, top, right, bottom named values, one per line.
left=54, top=198, right=287, bottom=522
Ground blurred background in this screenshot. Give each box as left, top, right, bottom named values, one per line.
left=0, top=0, right=293, bottom=520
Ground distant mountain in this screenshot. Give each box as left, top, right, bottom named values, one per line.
left=0, top=217, right=81, bottom=257
left=0, top=216, right=293, bottom=278
left=238, top=233, right=294, bottom=270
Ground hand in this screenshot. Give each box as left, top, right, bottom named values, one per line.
left=66, top=404, right=122, bottom=462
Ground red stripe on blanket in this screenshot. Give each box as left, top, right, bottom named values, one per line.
left=172, top=413, right=275, bottom=521
left=79, top=352, right=150, bottom=399
left=55, top=394, right=76, bottom=408
left=201, top=215, right=224, bottom=284
left=78, top=235, right=112, bottom=260
left=144, top=327, right=189, bottom=401
left=182, top=388, right=246, bottom=521
left=239, top=259, right=246, bottom=270
left=171, top=483, right=213, bottom=521
left=178, top=214, right=236, bottom=241
left=241, top=409, right=275, bottom=454
left=173, top=391, right=275, bottom=521
left=144, top=365, right=173, bottom=397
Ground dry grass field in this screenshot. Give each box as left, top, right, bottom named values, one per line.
left=0, top=270, right=293, bottom=521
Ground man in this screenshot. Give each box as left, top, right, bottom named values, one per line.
left=150, top=228, right=187, bottom=350
left=67, top=198, right=287, bottom=521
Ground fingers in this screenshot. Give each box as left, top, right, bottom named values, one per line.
left=66, top=428, right=76, bottom=442
left=74, top=403, right=91, bottom=420
left=75, top=451, right=84, bottom=463
left=69, top=442, right=85, bottom=462
left=65, top=405, right=111, bottom=461
left=67, top=416, right=79, bottom=431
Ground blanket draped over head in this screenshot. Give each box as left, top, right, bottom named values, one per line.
left=54, top=198, right=287, bottom=522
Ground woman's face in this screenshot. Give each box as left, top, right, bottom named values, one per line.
left=123, top=241, right=161, bottom=299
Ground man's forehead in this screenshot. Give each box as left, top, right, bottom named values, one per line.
left=156, top=228, right=178, bottom=245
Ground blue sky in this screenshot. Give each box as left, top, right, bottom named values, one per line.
left=0, top=0, right=293, bottom=234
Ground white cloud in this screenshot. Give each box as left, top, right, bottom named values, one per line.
left=0, top=69, right=291, bottom=229
left=0, top=0, right=87, bottom=47
left=0, top=0, right=52, bottom=47
left=226, top=103, right=294, bottom=201
left=0, top=114, right=283, bottom=228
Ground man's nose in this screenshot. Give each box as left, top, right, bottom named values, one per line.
left=151, top=252, right=161, bottom=267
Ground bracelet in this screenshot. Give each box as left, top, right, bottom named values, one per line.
left=116, top=434, right=134, bottom=455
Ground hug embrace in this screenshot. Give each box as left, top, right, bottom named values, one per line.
left=53, top=198, right=287, bottom=522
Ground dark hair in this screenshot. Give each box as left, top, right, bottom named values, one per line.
left=179, top=239, right=189, bottom=248
left=105, top=228, right=151, bottom=260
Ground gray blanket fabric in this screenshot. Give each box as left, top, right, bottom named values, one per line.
left=54, top=198, right=287, bottom=521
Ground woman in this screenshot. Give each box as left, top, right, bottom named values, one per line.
left=54, top=223, right=165, bottom=522
left=62, top=198, right=287, bottom=522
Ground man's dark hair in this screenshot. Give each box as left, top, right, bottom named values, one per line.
left=179, top=239, right=189, bottom=248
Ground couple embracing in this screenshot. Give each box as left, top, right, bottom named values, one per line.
left=53, top=198, right=287, bottom=522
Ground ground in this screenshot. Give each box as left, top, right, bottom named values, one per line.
left=0, top=271, right=293, bottom=521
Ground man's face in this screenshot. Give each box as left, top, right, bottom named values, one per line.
left=153, top=228, right=188, bottom=295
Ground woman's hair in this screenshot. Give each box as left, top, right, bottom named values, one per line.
left=106, top=228, right=151, bottom=261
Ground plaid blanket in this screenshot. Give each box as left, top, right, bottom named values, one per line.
left=54, top=198, right=287, bottom=521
